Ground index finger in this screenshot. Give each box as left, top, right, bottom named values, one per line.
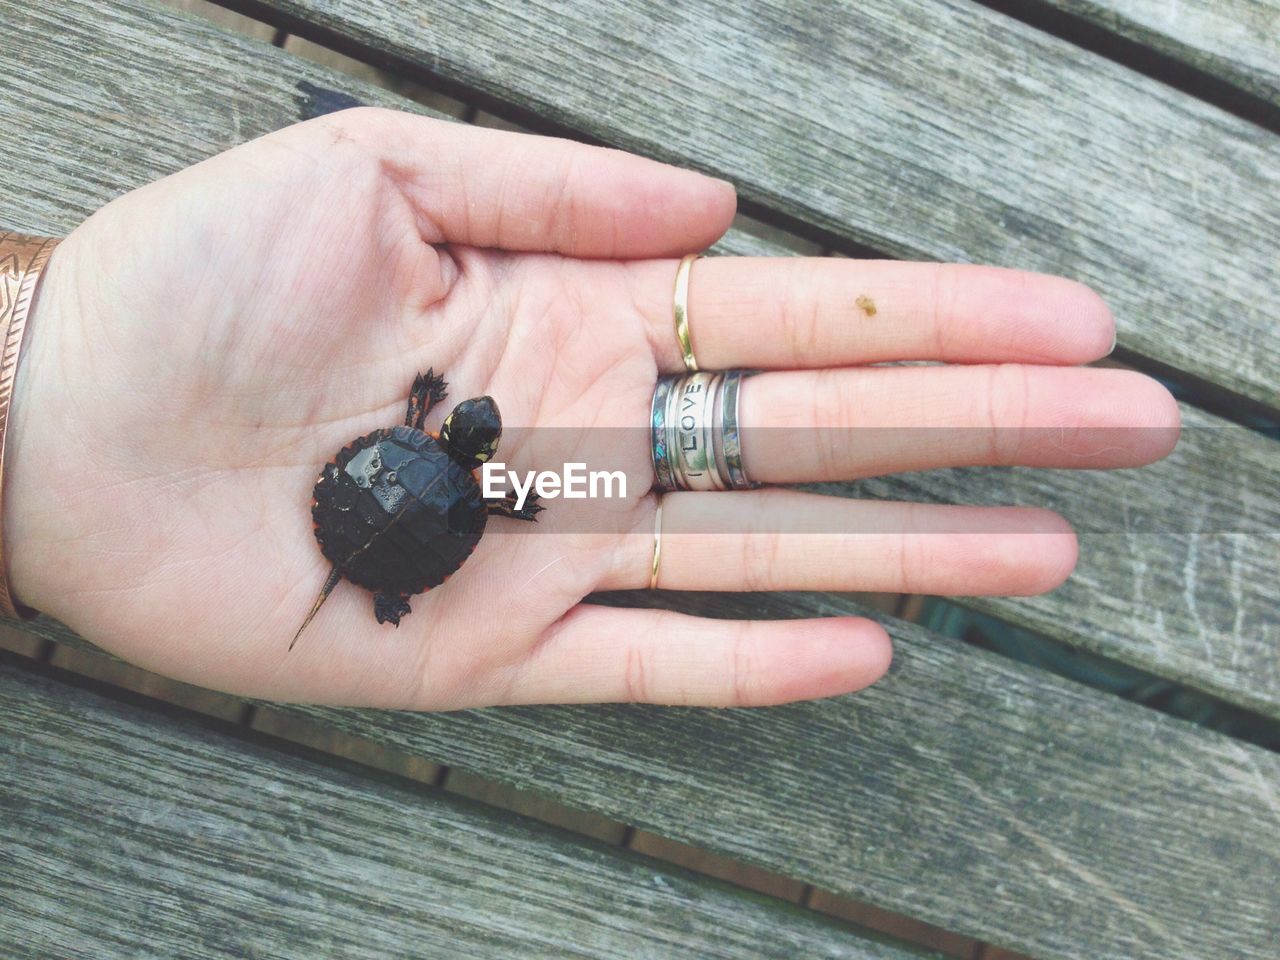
left=626, top=258, right=1116, bottom=369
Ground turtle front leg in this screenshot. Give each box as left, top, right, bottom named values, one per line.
left=405, top=369, right=449, bottom=430
left=373, top=592, right=413, bottom=626
left=486, top=492, right=544, bottom=521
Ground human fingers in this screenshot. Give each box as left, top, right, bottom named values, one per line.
left=624, top=258, right=1114, bottom=369
left=311, top=108, right=737, bottom=257
left=508, top=604, right=892, bottom=706
left=596, top=491, right=1078, bottom=595
left=737, top=364, right=1180, bottom=482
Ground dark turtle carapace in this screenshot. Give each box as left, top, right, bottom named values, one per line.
left=290, top=370, right=541, bottom=650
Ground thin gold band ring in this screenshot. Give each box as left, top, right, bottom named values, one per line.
left=673, top=253, right=700, bottom=372
left=649, top=497, right=664, bottom=589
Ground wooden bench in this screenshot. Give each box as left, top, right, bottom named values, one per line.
left=1, top=1, right=1276, bottom=957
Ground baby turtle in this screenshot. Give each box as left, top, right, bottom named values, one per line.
left=291, top=370, right=541, bottom=649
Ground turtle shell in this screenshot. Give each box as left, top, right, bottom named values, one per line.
left=311, top=425, right=487, bottom=597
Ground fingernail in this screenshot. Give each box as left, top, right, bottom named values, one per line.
left=1108, top=329, right=1117, bottom=356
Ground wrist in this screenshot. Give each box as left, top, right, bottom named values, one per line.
left=2, top=232, right=71, bottom=618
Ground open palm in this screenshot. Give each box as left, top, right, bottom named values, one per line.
left=10, top=108, right=1175, bottom=709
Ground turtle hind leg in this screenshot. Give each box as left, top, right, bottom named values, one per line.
left=374, top=592, right=413, bottom=626
left=487, top=491, right=544, bottom=521
left=405, top=369, right=449, bottom=430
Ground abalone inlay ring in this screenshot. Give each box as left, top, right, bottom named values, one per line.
left=651, top=370, right=759, bottom=492
left=715, top=368, right=757, bottom=490
left=650, top=375, right=678, bottom=492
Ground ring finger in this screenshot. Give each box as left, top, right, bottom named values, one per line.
left=598, top=490, right=1078, bottom=594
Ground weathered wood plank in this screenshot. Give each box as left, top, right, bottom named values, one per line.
left=236, top=0, right=1280, bottom=413
left=0, top=658, right=911, bottom=960
left=240, top=599, right=1280, bottom=960
left=158, top=0, right=276, bottom=40
left=3, top=0, right=1276, bottom=716
left=1036, top=0, right=1280, bottom=108
left=22, top=601, right=1280, bottom=960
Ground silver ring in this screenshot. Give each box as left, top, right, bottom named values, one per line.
left=651, top=370, right=758, bottom=491
left=717, top=369, right=757, bottom=490
left=673, top=372, right=721, bottom=491
left=650, top=376, right=678, bottom=492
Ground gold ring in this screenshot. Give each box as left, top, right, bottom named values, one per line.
left=673, top=253, right=701, bottom=372
left=649, top=496, right=663, bottom=589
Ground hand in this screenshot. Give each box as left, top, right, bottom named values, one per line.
left=9, top=108, right=1178, bottom=709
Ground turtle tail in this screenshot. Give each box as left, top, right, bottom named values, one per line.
left=289, top=565, right=342, bottom=651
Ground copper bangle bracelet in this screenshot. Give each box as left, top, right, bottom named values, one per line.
left=0, top=231, right=60, bottom=619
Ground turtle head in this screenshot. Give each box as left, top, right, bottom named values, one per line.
left=441, top=396, right=501, bottom=470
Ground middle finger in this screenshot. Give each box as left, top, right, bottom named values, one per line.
left=739, top=364, right=1178, bottom=482
left=596, top=490, right=1078, bottom=594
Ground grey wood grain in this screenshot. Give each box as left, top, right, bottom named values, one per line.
left=20, top=604, right=1280, bottom=960
left=1, top=0, right=1276, bottom=714
left=240, top=0, right=1280, bottom=413
left=1040, top=0, right=1280, bottom=107
left=213, top=601, right=1280, bottom=960
left=0, top=659, right=912, bottom=960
